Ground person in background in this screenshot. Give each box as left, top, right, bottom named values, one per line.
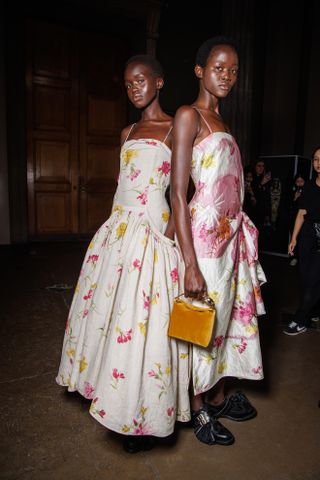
left=243, top=166, right=257, bottom=222
left=252, top=160, right=271, bottom=233
left=284, top=147, right=320, bottom=335
left=288, top=173, right=306, bottom=266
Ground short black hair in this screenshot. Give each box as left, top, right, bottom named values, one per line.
left=196, top=36, right=238, bottom=67
left=311, top=146, right=320, bottom=158
left=125, top=54, right=164, bottom=78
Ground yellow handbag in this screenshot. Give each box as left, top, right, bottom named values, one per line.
left=168, top=294, right=216, bottom=348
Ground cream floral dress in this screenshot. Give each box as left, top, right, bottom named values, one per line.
left=188, top=109, right=267, bottom=395
left=56, top=126, right=190, bottom=437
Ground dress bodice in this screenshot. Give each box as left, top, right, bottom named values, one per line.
left=114, top=138, right=171, bottom=214
left=189, top=132, right=244, bottom=222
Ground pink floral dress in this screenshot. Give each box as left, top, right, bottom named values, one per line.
left=188, top=109, right=266, bottom=395
left=56, top=126, right=190, bottom=437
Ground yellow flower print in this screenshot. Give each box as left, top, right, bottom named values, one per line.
left=208, top=291, right=220, bottom=305
left=231, top=279, right=236, bottom=291
left=78, top=357, right=88, bottom=373
left=88, top=240, right=94, bottom=250
left=203, top=353, right=215, bottom=364
left=246, top=324, right=258, bottom=335
left=154, top=249, right=158, bottom=264
left=66, top=348, right=75, bottom=358
left=75, top=282, right=80, bottom=293
left=239, top=279, right=247, bottom=286
left=140, top=406, right=148, bottom=416
left=122, top=149, right=137, bottom=165
left=165, top=367, right=171, bottom=375
left=116, top=222, right=127, bottom=239
left=201, top=153, right=216, bottom=169
left=180, top=353, right=189, bottom=359
left=112, top=204, right=124, bottom=215
left=141, top=236, right=147, bottom=247
left=218, top=362, right=227, bottom=374
left=149, top=177, right=155, bottom=185
left=122, top=425, right=130, bottom=433
left=162, top=210, right=170, bottom=223
left=138, top=322, right=146, bottom=336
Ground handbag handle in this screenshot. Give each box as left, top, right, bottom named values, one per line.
left=175, top=293, right=215, bottom=308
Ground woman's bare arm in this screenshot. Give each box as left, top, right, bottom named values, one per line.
left=171, top=106, right=207, bottom=299
left=288, top=208, right=306, bottom=255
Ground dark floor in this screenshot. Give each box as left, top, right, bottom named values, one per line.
left=0, top=242, right=319, bottom=480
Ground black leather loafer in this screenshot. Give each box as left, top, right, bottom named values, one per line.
left=205, top=391, right=257, bottom=422
left=192, top=406, right=235, bottom=446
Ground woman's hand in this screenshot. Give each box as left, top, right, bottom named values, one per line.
left=184, top=265, right=207, bottom=300
left=288, top=239, right=297, bottom=256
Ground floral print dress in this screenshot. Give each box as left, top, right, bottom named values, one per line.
left=56, top=127, right=190, bottom=437
left=188, top=109, right=266, bottom=395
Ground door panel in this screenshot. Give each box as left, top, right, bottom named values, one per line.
left=79, top=33, right=127, bottom=234
left=26, top=20, right=78, bottom=236
left=26, top=20, right=127, bottom=238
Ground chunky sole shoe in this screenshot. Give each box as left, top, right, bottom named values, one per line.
left=205, top=391, right=257, bottom=422
left=192, top=406, right=234, bottom=445
left=122, top=435, right=156, bottom=454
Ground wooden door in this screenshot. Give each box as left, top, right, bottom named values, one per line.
left=26, top=20, right=127, bottom=238
left=26, top=21, right=79, bottom=237
left=78, top=33, right=127, bottom=234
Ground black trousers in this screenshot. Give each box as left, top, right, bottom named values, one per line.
left=295, top=226, right=320, bottom=327
left=295, top=286, right=320, bottom=327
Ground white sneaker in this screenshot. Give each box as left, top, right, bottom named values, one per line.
left=289, top=258, right=298, bottom=266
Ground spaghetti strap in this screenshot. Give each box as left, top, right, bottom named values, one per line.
left=124, top=123, right=136, bottom=142
left=192, top=106, right=213, bottom=134
left=163, top=125, right=173, bottom=144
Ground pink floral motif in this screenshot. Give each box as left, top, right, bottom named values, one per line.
left=86, top=254, right=99, bottom=264
left=83, top=309, right=89, bottom=318
left=127, top=168, right=141, bottom=181
left=117, top=328, right=133, bottom=344
left=117, top=264, right=123, bottom=273
left=132, top=259, right=141, bottom=271
left=84, top=381, right=95, bottom=399
left=252, top=365, right=263, bottom=375
left=167, top=407, right=174, bottom=417
left=112, top=368, right=125, bottom=379
left=232, top=292, right=257, bottom=329
left=170, top=267, right=178, bottom=283
left=235, top=340, right=247, bottom=354
left=214, top=335, right=225, bottom=348
left=83, top=289, right=93, bottom=300
left=137, top=187, right=149, bottom=205
left=143, top=290, right=151, bottom=310
left=157, top=161, right=171, bottom=176
left=145, top=140, right=157, bottom=145
left=132, top=420, right=149, bottom=435
left=90, top=397, right=106, bottom=418
left=148, top=369, right=156, bottom=377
